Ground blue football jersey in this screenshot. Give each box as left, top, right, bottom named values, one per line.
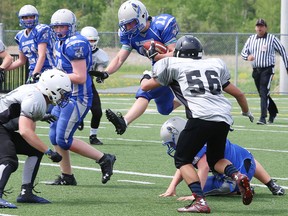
left=54, top=33, right=93, bottom=107
left=15, top=24, right=55, bottom=73
left=119, top=14, right=179, bottom=64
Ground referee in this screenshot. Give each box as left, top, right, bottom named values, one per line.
left=241, top=18, right=288, bottom=125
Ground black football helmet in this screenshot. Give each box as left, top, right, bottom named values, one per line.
left=173, top=35, right=203, bottom=59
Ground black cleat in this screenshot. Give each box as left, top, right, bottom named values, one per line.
left=268, top=114, right=276, bottom=124
left=0, top=198, right=17, bottom=208
left=105, top=109, right=127, bottom=135
left=46, top=174, right=77, bottom=186
left=97, top=154, right=116, bottom=184
left=257, top=117, right=266, bottom=125
left=268, top=179, right=285, bottom=195
left=90, top=135, right=103, bottom=145
left=16, top=184, right=50, bottom=204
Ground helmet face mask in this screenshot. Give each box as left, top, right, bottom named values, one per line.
left=18, top=5, right=39, bottom=29
left=160, top=117, right=187, bottom=157
left=173, top=35, right=203, bottom=59
left=50, top=9, right=77, bottom=41
left=118, top=0, right=148, bottom=38
left=37, top=69, right=72, bottom=108
left=80, top=26, right=99, bottom=51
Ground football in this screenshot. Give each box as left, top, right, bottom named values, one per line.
left=143, top=40, right=168, bottom=54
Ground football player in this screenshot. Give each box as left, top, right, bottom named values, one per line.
left=141, top=35, right=255, bottom=213
left=0, top=69, right=71, bottom=208
left=89, top=0, right=181, bottom=135
left=47, top=9, right=116, bottom=186
left=159, top=117, right=285, bottom=200
left=0, top=39, right=13, bottom=82
left=7, top=5, right=54, bottom=84
left=79, top=26, right=109, bottom=145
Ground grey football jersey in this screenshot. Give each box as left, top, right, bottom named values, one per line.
left=0, top=84, right=47, bottom=131
left=91, top=48, right=109, bottom=71
left=153, top=57, right=233, bottom=125
left=0, top=40, right=5, bottom=52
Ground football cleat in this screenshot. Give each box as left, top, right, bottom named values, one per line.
left=177, top=193, right=211, bottom=213
left=233, top=173, right=253, bottom=205
left=97, top=153, right=116, bottom=184
left=78, top=120, right=84, bottom=131
left=105, top=109, right=127, bottom=135
left=16, top=184, right=50, bottom=204
left=0, top=198, right=17, bottom=208
left=268, top=179, right=285, bottom=195
left=90, top=135, right=103, bottom=145
left=46, top=174, right=77, bottom=186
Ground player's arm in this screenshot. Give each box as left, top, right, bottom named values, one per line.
left=6, top=52, right=27, bottom=70
left=69, top=59, right=87, bottom=84
left=105, top=48, right=130, bottom=75
left=159, top=169, right=183, bottom=197
left=141, top=76, right=161, bottom=91
left=18, top=115, right=50, bottom=153
left=0, top=50, right=13, bottom=69
left=32, top=42, right=47, bottom=74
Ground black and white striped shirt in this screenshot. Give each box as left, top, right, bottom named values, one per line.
left=241, top=33, right=288, bottom=69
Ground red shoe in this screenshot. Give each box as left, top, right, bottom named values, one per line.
left=177, top=194, right=211, bottom=213
left=233, top=173, right=253, bottom=205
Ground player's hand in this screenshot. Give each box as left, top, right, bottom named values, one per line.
left=144, top=41, right=158, bottom=60
left=26, top=72, right=41, bottom=84
left=242, top=111, right=254, bottom=122
left=159, top=190, right=176, bottom=197
left=89, top=71, right=109, bottom=83
left=41, top=114, right=58, bottom=124
left=177, top=195, right=195, bottom=201
left=0, top=67, right=5, bottom=83
left=45, top=149, right=62, bottom=162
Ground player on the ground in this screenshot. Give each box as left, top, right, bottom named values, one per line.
left=159, top=116, right=285, bottom=200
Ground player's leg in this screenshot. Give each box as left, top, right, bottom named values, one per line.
left=89, top=83, right=103, bottom=145
left=254, top=159, right=285, bottom=195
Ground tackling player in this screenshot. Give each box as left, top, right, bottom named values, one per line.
left=0, top=69, right=71, bottom=208
left=47, top=9, right=116, bottom=186
left=141, top=35, right=255, bottom=213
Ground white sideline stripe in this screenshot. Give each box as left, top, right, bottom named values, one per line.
left=117, top=180, right=154, bottom=184
left=19, top=161, right=287, bottom=185
left=0, top=214, right=18, bottom=216
left=251, top=183, right=288, bottom=189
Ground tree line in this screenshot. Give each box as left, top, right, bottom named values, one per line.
left=0, top=0, right=281, bottom=33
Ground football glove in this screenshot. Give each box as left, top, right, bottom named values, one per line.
left=0, top=67, right=4, bottom=83
left=45, top=149, right=62, bottom=162
left=89, top=71, right=109, bottom=83
left=144, top=41, right=158, bottom=60
left=26, top=72, right=41, bottom=84
left=41, top=114, right=58, bottom=124
left=140, top=70, right=153, bottom=83
left=242, top=111, right=254, bottom=122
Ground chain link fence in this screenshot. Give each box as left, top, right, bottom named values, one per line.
left=1, top=30, right=286, bottom=93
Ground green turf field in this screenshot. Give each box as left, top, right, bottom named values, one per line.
left=1, top=94, right=288, bottom=216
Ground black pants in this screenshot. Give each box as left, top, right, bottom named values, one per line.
left=90, top=81, right=102, bottom=129
left=252, top=66, right=278, bottom=118
left=174, top=118, right=230, bottom=171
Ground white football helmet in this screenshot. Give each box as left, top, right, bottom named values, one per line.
left=18, top=5, right=39, bottom=29
left=80, top=26, right=99, bottom=51
left=50, top=9, right=77, bottom=41
left=160, top=117, right=187, bottom=157
left=37, top=69, right=72, bottom=107
left=118, top=0, right=148, bottom=38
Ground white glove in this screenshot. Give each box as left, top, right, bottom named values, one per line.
left=242, top=111, right=254, bottom=122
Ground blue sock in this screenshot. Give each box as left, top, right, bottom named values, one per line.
left=188, top=181, right=204, bottom=197
left=224, top=164, right=238, bottom=178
